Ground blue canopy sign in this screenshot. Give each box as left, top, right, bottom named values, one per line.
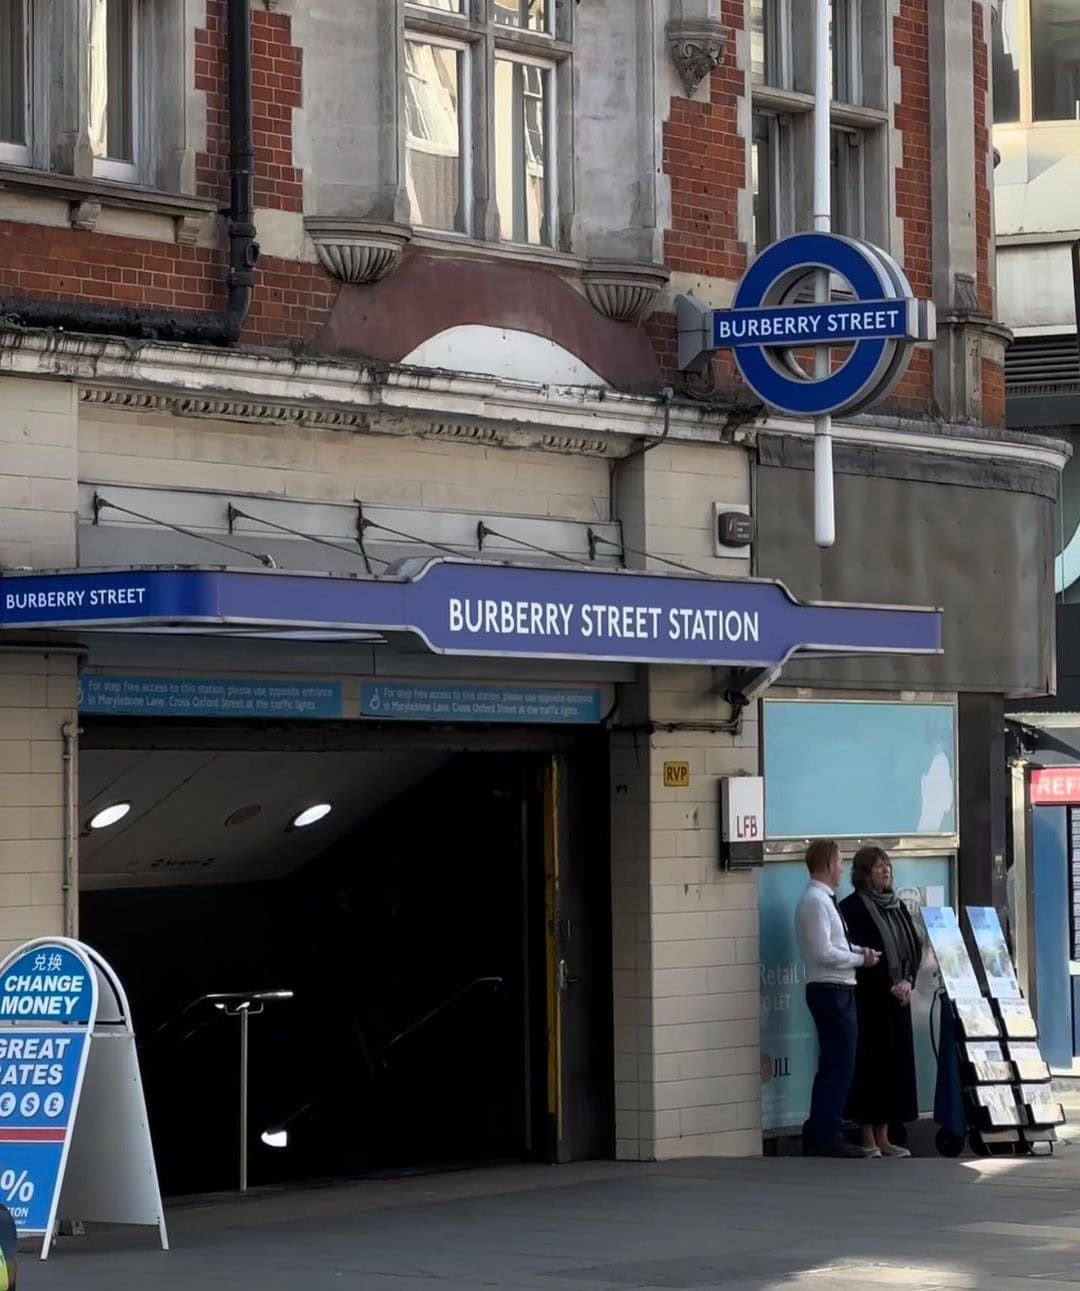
left=0, top=562, right=941, bottom=667
left=677, top=232, right=936, bottom=418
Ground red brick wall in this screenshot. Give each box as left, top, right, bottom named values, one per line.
left=662, top=3, right=747, bottom=282
left=887, top=0, right=935, bottom=414
left=982, top=356, right=1005, bottom=429
left=0, top=223, right=336, bottom=348
left=195, top=1, right=303, bottom=212
left=893, top=0, right=932, bottom=299
left=0, top=0, right=327, bottom=346
left=653, top=1, right=747, bottom=389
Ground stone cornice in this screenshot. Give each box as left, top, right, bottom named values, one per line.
left=0, top=328, right=1066, bottom=472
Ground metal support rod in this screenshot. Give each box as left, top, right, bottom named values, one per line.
left=813, top=0, right=836, bottom=549
left=61, top=721, right=79, bottom=940
left=239, top=1007, right=250, bottom=1193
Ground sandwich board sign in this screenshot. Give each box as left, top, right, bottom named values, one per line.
left=0, top=937, right=167, bottom=1260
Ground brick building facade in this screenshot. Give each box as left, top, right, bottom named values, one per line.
left=0, top=0, right=1061, bottom=1179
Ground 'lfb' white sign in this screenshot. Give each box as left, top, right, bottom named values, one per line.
left=720, top=776, right=765, bottom=842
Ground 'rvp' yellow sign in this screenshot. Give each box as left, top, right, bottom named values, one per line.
left=663, top=761, right=690, bottom=789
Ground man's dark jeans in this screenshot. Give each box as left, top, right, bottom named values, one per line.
left=803, top=981, right=858, bottom=1151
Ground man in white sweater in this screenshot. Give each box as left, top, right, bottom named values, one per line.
left=795, top=838, right=881, bottom=1157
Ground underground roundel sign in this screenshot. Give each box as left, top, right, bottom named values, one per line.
left=676, top=232, right=936, bottom=418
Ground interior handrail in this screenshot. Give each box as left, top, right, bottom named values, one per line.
left=382, top=976, right=503, bottom=1058
left=142, top=988, right=294, bottom=1047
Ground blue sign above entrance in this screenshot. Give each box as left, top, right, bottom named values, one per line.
left=79, top=675, right=343, bottom=720
left=0, top=561, right=941, bottom=668
left=677, top=232, right=936, bottom=417
left=361, top=683, right=603, bottom=725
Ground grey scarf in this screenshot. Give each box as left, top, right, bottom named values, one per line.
left=859, top=888, right=922, bottom=986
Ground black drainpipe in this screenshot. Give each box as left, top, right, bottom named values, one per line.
left=0, top=0, right=259, bottom=344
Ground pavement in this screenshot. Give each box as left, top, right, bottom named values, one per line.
left=19, top=1098, right=1080, bottom=1290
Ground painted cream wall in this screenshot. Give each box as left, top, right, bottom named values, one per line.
left=78, top=408, right=613, bottom=521
left=0, top=378, right=80, bottom=952
left=0, top=654, right=77, bottom=958
left=0, top=378, right=78, bottom=570
left=610, top=441, right=761, bottom=1160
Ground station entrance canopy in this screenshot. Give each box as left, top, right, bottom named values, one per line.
left=0, top=562, right=941, bottom=668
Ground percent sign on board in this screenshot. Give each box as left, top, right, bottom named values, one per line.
left=0, top=1172, right=33, bottom=1205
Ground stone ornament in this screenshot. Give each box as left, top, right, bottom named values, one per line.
left=582, top=261, right=671, bottom=324
left=666, top=19, right=728, bottom=99
left=304, top=219, right=412, bottom=285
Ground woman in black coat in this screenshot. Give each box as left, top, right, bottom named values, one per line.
left=839, top=845, right=924, bottom=1158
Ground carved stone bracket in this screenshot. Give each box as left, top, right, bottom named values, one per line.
left=582, top=261, right=671, bottom=324
left=666, top=18, right=728, bottom=99
left=174, top=213, right=207, bottom=246
left=69, top=200, right=102, bottom=232
left=304, top=218, right=412, bottom=285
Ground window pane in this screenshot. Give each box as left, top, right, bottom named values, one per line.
left=493, top=0, right=549, bottom=34
left=830, top=128, right=864, bottom=239
left=992, top=2, right=1021, bottom=123
left=0, top=0, right=27, bottom=147
left=750, top=0, right=787, bottom=88
left=89, top=0, right=135, bottom=162
left=1032, top=0, right=1080, bottom=121
left=410, top=0, right=463, bottom=11
left=832, top=0, right=861, bottom=105
left=405, top=41, right=464, bottom=232
left=750, top=0, right=766, bottom=84
left=752, top=114, right=774, bottom=253
left=495, top=58, right=550, bottom=245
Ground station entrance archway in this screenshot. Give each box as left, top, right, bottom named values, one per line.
left=78, top=721, right=614, bottom=1197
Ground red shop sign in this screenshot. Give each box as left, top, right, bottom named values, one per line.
left=1030, top=768, right=1080, bottom=805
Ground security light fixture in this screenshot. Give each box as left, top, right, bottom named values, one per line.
left=89, top=802, right=131, bottom=830
left=291, top=803, right=332, bottom=829
left=261, top=1130, right=288, bottom=1149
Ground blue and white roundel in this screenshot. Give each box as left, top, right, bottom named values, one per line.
left=676, top=233, right=935, bottom=419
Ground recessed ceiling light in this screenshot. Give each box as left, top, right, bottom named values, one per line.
left=89, top=802, right=131, bottom=830
left=291, top=803, right=332, bottom=829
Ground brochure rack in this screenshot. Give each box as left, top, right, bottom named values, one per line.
left=926, top=907, right=1063, bottom=1157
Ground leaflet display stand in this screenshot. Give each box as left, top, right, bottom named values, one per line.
left=925, top=907, right=1062, bottom=1157
left=968, top=907, right=1065, bottom=1148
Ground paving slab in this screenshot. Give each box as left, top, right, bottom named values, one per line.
left=15, top=1124, right=1080, bottom=1290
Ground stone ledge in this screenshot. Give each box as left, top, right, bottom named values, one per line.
left=0, top=164, right=219, bottom=239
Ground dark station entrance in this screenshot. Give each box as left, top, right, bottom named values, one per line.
left=77, top=721, right=614, bottom=1197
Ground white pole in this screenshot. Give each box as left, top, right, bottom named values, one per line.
left=813, top=0, right=835, bottom=548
